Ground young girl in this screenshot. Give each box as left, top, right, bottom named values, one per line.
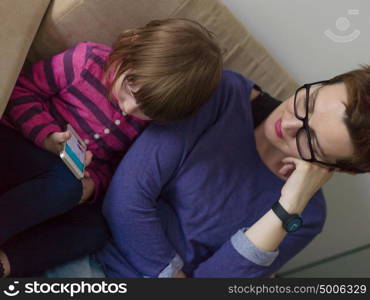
left=0, top=18, right=223, bottom=277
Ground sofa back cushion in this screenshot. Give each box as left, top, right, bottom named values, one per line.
left=28, top=0, right=298, bottom=101
left=0, top=0, right=50, bottom=117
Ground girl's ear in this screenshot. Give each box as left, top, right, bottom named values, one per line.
left=127, top=83, right=140, bottom=93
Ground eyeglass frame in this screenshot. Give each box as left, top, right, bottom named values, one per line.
left=293, top=80, right=340, bottom=168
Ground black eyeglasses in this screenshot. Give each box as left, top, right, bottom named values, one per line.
left=293, top=80, right=339, bottom=168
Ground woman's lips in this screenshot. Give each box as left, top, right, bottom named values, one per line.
left=275, top=118, right=283, bottom=139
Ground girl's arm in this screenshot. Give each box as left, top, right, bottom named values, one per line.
left=2, top=42, right=88, bottom=148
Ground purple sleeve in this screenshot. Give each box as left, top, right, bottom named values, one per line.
left=192, top=209, right=325, bottom=278
left=102, top=124, right=185, bottom=277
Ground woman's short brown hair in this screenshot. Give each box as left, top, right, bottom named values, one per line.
left=104, top=18, right=223, bottom=122
left=324, top=65, right=370, bottom=173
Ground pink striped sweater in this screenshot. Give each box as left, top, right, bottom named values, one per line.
left=1, top=41, right=149, bottom=201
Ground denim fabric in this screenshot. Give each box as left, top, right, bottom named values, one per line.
left=0, top=124, right=82, bottom=244
left=0, top=125, right=109, bottom=276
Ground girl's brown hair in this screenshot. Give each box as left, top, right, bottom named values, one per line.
left=324, top=65, right=370, bottom=173
left=104, top=18, right=223, bottom=122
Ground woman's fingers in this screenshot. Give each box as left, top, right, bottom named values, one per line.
left=278, top=164, right=295, bottom=177
left=281, top=156, right=302, bottom=166
left=280, top=156, right=336, bottom=203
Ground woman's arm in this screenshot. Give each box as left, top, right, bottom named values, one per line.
left=101, top=124, right=186, bottom=278
left=192, top=157, right=332, bottom=277
left=245, top=157, right=333, bottom=252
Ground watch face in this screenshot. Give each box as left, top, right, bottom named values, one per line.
left=285, top=217, right=303, bottom=232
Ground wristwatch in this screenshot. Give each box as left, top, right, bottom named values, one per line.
left=272, top=201, right=303, bottom=233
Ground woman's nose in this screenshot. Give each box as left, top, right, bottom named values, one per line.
left=281, top=114, right=302, bottom=137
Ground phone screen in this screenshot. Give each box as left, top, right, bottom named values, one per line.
left=65, top=133, right=85, bottom=173
left=60, top=124, right=86, bottom=179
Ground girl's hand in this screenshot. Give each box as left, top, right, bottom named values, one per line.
left=79, top=150, right=94, bottom=204
left=79, top=177, right=95, bottom=204
left=43, top=130, right=71, bottom=155
left=44, top=131, right=95, bottom=203
left=83, top=150, right=93, bottom=177
left=278, top=157, right=334, bottom=213
left=43, top=129, right=95, bottom=203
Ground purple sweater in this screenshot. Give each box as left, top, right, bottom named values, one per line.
left=1, top=42, right=148, bottom=201
left=95, top=70, right=326, bottom=277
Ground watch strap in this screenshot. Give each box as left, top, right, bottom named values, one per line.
left=272, top=201, right=303, bottom=232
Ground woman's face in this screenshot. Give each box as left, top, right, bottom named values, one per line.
left=263, top=82, right=354, bottom=167
left=113, top=71, right=151, bottom=121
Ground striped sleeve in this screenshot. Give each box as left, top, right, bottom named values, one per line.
left=3, top=42, right=89, bottom=148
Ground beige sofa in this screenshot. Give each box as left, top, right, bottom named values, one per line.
left=0, top=0, right=302, bottom=278
left=0, top=0, right=298, bottom=118
left=0, top=0, right=50, bottom=117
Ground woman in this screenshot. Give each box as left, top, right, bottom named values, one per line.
left=44, top=66, right=370, bottom=277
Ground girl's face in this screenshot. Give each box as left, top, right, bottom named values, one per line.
left=113, top=71, right=151, bottom=121
left=263, top=82, right=354, bottom=167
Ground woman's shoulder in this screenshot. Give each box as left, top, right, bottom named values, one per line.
left=221, top=70, right=255, bottom=93
left=140, top=71, right=256, bottom=149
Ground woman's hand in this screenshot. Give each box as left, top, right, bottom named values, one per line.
left=278, top=157, right=334, bottom=213
left=43, top=130, right=71, bottom=155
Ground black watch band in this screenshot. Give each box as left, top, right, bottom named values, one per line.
left=272, top=201, right=303, bottom=233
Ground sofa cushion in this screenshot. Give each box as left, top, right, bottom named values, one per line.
left=169, top=0, right=299, bottom=100
left=27, top=0, right=186, bottom=61
left=28, top=0, right=298, bottom=101
left=0, top=0, right=50, bottom=117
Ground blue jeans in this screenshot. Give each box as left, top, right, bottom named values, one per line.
left=0, top=124, right=82, bottom=243
left=0, top=125, right=110, bottom=276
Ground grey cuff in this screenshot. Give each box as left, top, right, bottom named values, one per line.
left=230, top=228, right=279, bottom=266
left=158, top=253, right=184, bottom=278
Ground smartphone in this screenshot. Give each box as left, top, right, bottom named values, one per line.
left=59, top=124, right=87, bottom=180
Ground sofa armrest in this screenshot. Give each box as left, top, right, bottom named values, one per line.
left=0, top=0, right=50, bottom=117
